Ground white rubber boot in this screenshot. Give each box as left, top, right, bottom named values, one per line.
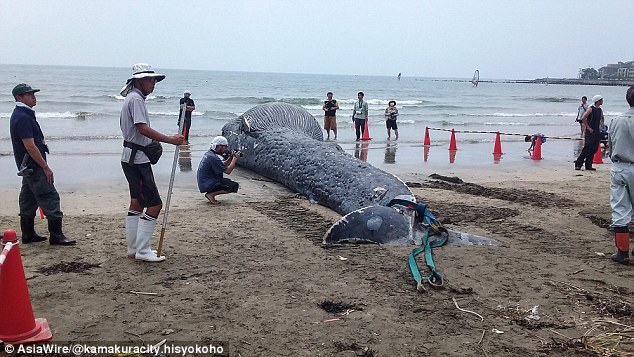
left=125, top=214, right=140, bottom=258
left=135, top=218, right=165, bottom=262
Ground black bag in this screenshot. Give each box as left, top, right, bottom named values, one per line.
left=123, top=140, right=163, bottom=165
left=142, top=141, right=163, bottom=164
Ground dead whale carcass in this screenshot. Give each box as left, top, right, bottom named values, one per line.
left=221, top=102, right=498, bottom=247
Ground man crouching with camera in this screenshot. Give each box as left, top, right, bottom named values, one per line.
left=197, top=136, right=241, bottom=204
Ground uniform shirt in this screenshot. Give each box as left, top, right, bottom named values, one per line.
left=9, top=104, right=47, bottom=170
left=197, top=149, right=226, bottom=192
left=120, top=88, right=152, bottom=164
left=609, top=107, right=634, bottom=163
left=353, top=100, right=368, bottom=120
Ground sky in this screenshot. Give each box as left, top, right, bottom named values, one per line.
left=1, top=0, right=633, bottom=80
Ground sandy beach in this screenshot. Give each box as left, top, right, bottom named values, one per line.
left=0, top=140, right=632, bottom=357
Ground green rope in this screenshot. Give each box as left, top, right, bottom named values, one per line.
left=387, top=199, right=448, bottom=291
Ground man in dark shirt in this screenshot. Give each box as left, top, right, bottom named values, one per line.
left=574, top=95, right=604, bottom=171
left=9, top=83, right=76, bottom=245
left=322, top=92, right=339, bottom=140
left=197, top=136, right=241, bottom=204
left=178, top=90, right=196, bottom=144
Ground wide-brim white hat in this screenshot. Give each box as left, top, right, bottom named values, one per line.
left=592, top=94, right=603, bottom=103
left=120, top=63, right=166, bottom=96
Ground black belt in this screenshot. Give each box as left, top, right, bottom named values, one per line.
left=123, top=140, right=145, bottom=166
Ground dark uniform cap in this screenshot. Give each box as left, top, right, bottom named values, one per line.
left=12, top=83, right=40, bottom=97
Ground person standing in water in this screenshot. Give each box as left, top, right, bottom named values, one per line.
left=384, top=100, right=399, bottom=140
left=322, top=92, right=339, bottom=140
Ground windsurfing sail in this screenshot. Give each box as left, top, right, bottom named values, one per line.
left=471, top=70, right=479, bottom=86
left=397, top=72, right=401, bottom=81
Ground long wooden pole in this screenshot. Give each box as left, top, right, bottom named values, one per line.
left=157, top=102, right=186, bottom=256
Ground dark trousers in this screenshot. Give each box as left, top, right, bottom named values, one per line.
left=354, top=118, right=366, bottom=140
left=19, top=168, right=63, bottom=219
left=575, top=132, right=601, bottom=168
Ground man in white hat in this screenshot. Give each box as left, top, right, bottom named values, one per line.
left=608, top=86, right=634, bottom=264
left=574, top=94, right=605, bottom=171
left=178, top=90, right=195, bottom=144
left=197, top=136, right=241, bottom=204
left=120, top=63, right=184, bottom=262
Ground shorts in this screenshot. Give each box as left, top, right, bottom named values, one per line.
left=324, top=116, right=337, bottom=131
left=121, top=162, right=162, bottom=207
left=386, top=120, right=398, bottom=130
left=208, top=177, right=239, bottom=194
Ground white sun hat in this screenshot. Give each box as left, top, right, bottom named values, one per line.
left=592, top=95, right=603, bottom=104
left=120, top=63, right=166, bottom=97
left=210, top=136, right=228, bottom=150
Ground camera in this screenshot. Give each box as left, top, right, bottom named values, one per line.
left=222, top=149, right=243, bottom=159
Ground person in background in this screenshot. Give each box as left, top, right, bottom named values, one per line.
left=178, top=90, right=196, bottom=144
left=607, top=86, right=634, bottom=264
left=9, top=83, right=76, bottom=246
left=384, top=100, right=399, bottom=140
left=576, top=96, right=589, bottom=135
left=197, top=136, right=241, bottom=204
left=524, top=133, right=546, bottom=152
left=322, top=92, right=339, bottom=140
left=119, top=63, right=184, bottom=262
left=352, top=92, right=369, bottom=141
left=574, top=95, right=605, bottom=171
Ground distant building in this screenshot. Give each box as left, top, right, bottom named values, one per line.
left=598, top=61, right=634, bottom=80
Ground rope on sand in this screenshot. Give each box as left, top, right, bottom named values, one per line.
left=427, top=127, right=583, bottom=141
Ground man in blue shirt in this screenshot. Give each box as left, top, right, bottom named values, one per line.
left=9, top=83, right=76, bottom=245
left=197, top=136, right=241, bottom=204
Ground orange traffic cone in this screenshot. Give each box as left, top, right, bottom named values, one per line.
left=531, top=136, right=542, bottom=160
left=448, top=129, right=457, bottom=150
left=361, top=119, right=372, bottom=141
left=592, top=144, right=604, bottom=164
left=493, top=132, right=503, bottom=155
left=0, top=229, right=52, bottom=344
left=38, top=207, right=44, bottom=220
left=424, top=127, right=431, bottom=146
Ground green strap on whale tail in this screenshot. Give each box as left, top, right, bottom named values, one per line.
left=408, top=228, right=448, bottom=292
left=386, top=199, right=447, bottom=291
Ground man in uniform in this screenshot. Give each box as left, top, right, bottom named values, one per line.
left=9, top=83, right=76, bottom=246
left=608, top=86, right=634, bottom=264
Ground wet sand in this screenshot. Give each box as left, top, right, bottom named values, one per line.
left=0, top=140, right=631, bottom=356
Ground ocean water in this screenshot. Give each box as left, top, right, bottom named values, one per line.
left=0, top=64, right=630, bottom=166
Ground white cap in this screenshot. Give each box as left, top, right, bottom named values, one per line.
left=210, top=136, right=228, bottom=150
left=592, top=95, right=603, bottom=103
left=184, top=90, right=191, bottom=95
